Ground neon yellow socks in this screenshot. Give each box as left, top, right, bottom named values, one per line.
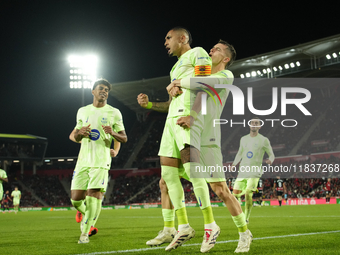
left=232, top=212, right=248, bottom=232
left=71, top=199, right=86, bottom=215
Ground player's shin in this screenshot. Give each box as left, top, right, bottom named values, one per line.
left=232, top=213, right=248, bottom=232
left=92, top=198, right=102, bottom=228
left=161, top=166, right=187, bottom=227
left=162, top=209, right=175, bottom=228
left=184, top=162, right=216, bottom=227
left=82, top=196, right=99, bottom=235
left=244, top=191, right=253, bottom=222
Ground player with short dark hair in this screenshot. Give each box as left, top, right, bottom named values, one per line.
left=138, top=28, right=219, bottom=252
left=70, top=78, right=127, bottom=244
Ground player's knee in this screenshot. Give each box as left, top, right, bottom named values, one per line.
left=245, top=189, right=253, bottom=198
left=161, top=168, right=175, bottom=184
left=71, top=199, right=82, bottom=208
left=211, top=183, right=229, bottom=199
left=159, top=178, right=168, bottom=193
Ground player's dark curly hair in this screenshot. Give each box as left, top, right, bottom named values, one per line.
left=218, top=39, right=236, bottom=68
left=92, top=78, right=112, bottom=91
left=171, top=27, right=192, bottom=45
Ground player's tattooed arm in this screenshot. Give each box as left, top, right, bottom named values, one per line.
left=152, top=95, right=172, bottom=112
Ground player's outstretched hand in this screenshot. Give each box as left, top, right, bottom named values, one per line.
left=176, top=116, right=194, bottom=129
left=79, top=124, right=91, bottom=137
left=102, top=125, right=113, bottom=136
left=137, top=93, right=149, bottom=108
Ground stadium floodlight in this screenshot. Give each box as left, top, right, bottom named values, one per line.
left=262, top=69, right=267, bottom=74
left=290, top=62, right=295, bottom=68
left=326, top=54, right=331, bottom=60
left=296, top=61, right=301, bottom=67
left=332, top=53, right=337, bottom=58
left=257, top=70, right=261, bottom=75
left=278, top=66, right=283, bottom=70
left=284, top=64, right=289, bottom=69
left=267, top=68, right=271, bottom=73
left=251, top=71, right=256, bottom=77
left=240, top=74, right=245, bottom=78
left=246, top=72, right=251, bottom=78
left=273, top=67, right=278, bottom=71
left=68, top=55, right=98, bottom=89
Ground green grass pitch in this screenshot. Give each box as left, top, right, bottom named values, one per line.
left=1, top=204, right=339, bottom=254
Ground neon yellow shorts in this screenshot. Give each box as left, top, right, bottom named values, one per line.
left=233, top=178, right=259, bottom=192
left=71, top=165, right=109, bottom=192
left=158, top=116, right=203, bottom=158
left=201, top=146, right=226, bottom=183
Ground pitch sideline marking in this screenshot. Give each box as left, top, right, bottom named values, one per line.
left=74, top=230, right=340, bottom=255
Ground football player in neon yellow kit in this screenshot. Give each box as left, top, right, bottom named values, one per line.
left=69, top=129, right=121, bottom=237
left=70, top=79, right=127, bottom=244
left=162, top=40, right=253, bottom=253
left=11, top=187, right=21, bottom=214
left=138, top=27, right=218, bottom=252
left=232, top=118, right=275, bottom=225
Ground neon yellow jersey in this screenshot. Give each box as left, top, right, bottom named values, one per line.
left=75, top=104, right=125, bottom=169
left=11, top=190, right=21, bottom=199
left=202, top=70, right=233, bottom=146
left=168, top=47, right=211, bottom=118
left=0, top=169, right=7, bottom=193
left=180, top=70, right=234, bottom=147
left=233, top=134, right=275, bottom=177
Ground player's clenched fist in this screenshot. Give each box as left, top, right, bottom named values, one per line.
left=137, top=93, right=149, bottom=108
left=176, top=116, right=194, bottom=129
left=110, top=149, right=118, bottom=157
left=102, top=125, right=113, bottom=136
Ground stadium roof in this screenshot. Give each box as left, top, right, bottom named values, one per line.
left=110, top=34, right=340, bottom=114
left=0, top=134, right=47, bottom=140
left=0, top=134, right=48, bottom=162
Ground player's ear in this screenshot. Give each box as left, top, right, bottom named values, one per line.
left=223, top=57, right=230, bottom=64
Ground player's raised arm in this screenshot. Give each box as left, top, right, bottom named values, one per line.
left=137, top=93, right=172, bottom=113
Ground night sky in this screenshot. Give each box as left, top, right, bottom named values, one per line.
left=1, top=1, right=338, bottom=157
